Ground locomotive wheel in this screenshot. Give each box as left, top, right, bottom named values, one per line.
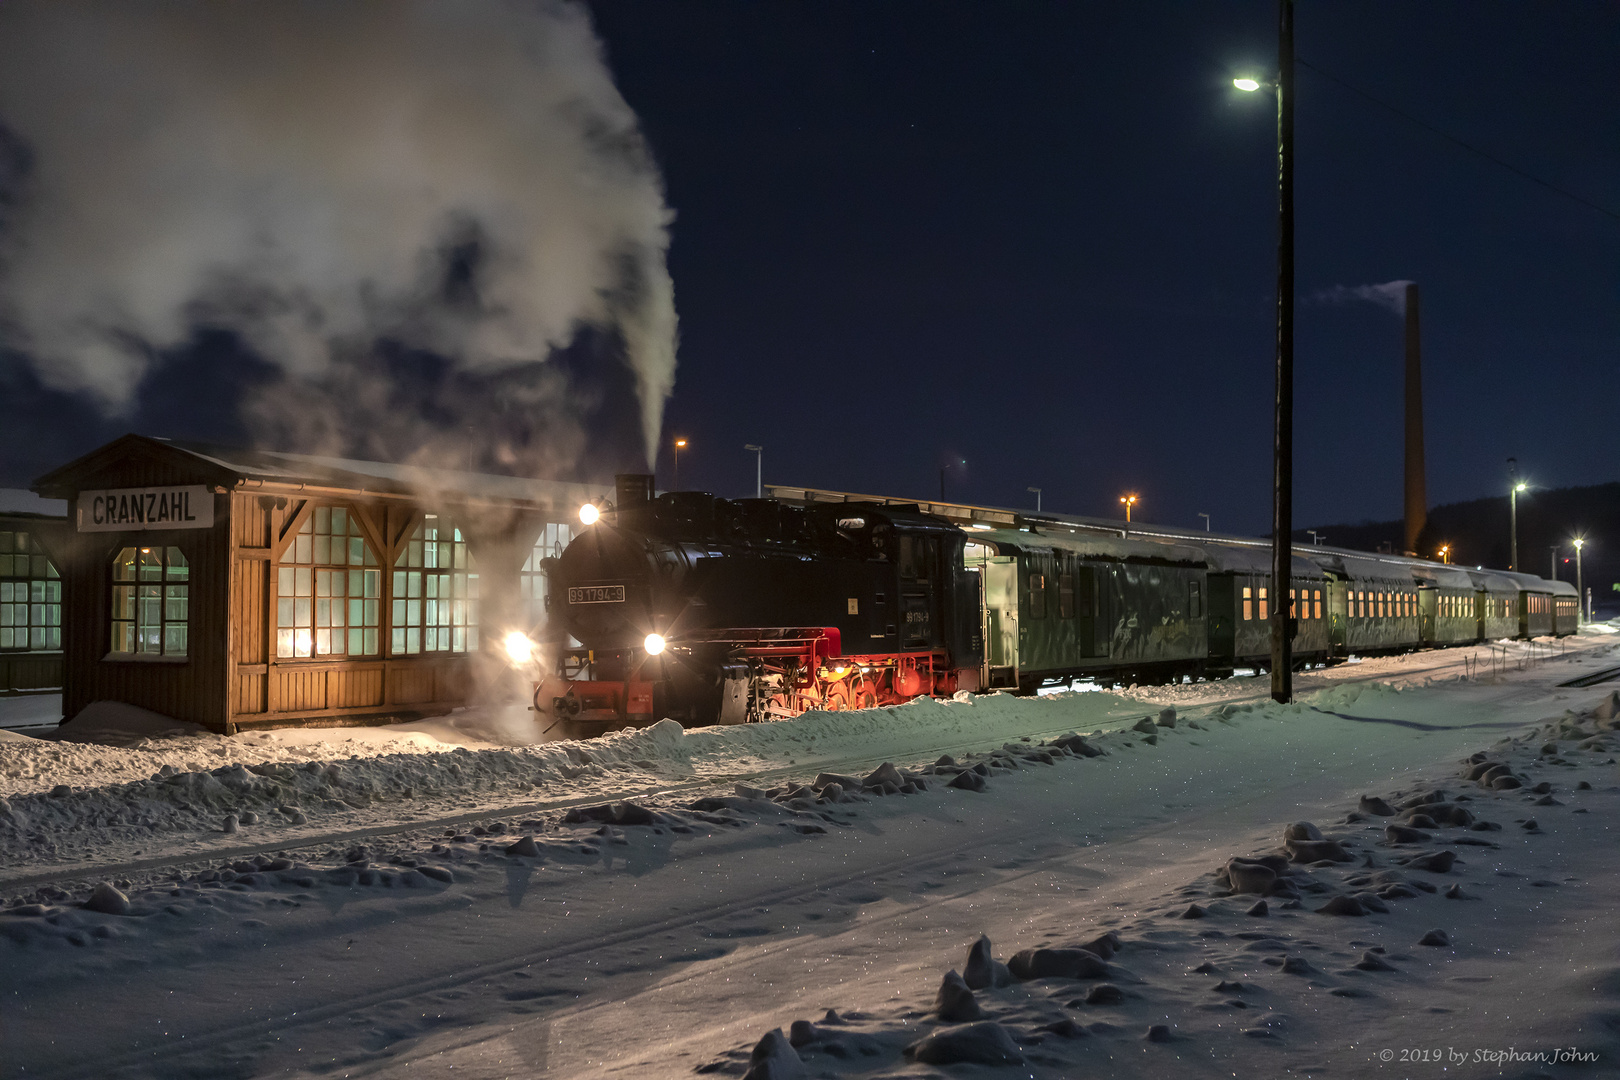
left=823, top=683, right=853, bottom=711
left=847, top=678, right=878, bottom=711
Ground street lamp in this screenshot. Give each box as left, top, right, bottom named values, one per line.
left=1573, top=537, right=1586, bottom=622
left=1199, top=512, right=1211, bottom=532
left=1235, top=0, right=1295, bottom=704
left=672, top=438, right=688, bottom=491
left=1119, top=494, right=1138, bottom=521
left=1509, top=478, right=1527, bottom=569
left=744, top=444, right=763, bottom=499
left=1027, top=487, right=1042, bottom=512
left=1437, top=544, right=1449, bottom=564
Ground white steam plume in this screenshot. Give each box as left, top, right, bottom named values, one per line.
left=1311, top=280, right=1414, bottom=316
left=0, top=0, right=676, bottom=467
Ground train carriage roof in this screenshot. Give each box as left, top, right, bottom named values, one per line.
left=966, top=526, right=1205, bottom=566
left=1492, top=569, right=1579, bottom=597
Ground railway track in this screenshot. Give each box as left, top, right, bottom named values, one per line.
left=1558, top=664, right=1620, bottom=688
left=0, top=646, right=1582, bottom=895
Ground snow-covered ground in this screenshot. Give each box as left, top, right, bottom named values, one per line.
left=3, top=631, right=1619, bottom=1080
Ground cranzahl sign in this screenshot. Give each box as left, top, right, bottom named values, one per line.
left=77, top=486, right=215, bottom=532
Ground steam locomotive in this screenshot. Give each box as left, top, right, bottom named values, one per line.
left=536, top=474, right=1580, bottom=730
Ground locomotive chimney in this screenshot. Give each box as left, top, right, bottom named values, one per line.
left=616, top=473, right=654, bottom=507
left=1403, top=282, right=1426, bottom=556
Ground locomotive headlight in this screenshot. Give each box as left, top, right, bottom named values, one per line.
left=578, top=502, right=600, bottom=526
left=503, top=631, right=535, bottom=665
left=643, top=633, right=667, bottom=656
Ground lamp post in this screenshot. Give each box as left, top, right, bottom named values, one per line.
left=744, top=444, right=762, bottom=499
left=1199, top=512, right=1211, bottom=532
left=1509, top=479, right=1527, bottom=569
left=672, top=438, right=687, bottom=491
left=1027, top=487, right=1042, bottom=512
left=1574, top=537, right=1586, bottom=622
left=1119, top=494, right=1138, bottom=522
left=1438, top=545, right=1449, bottom=564
left=1234, top=0, right=1295, bottom=703
left=1550, top=546, right=1559, bottom=582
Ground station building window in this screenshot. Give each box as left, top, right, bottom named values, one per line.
left=1, top=530, right=61, bottom=651
left=278, top=506, right=380, bottom=659
left=110, top=545, right=187, bottom=657
left=392, top=515, right=478, bottom=655
left=519, top=522, right=573, bottom=629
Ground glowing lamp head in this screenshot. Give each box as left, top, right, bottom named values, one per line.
left=1233, top=77, right=1261, bottom=92
left=1574, top=538, right=1585, bottom=550
left=1515, top=482, right=1528, bottom=493
left=643, top=632, right=666, bottom=656
left=502, top=631, right=534, bottom=665
left=578, top=502, right=600, bottom=525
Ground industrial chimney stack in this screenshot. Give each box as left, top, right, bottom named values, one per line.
left=1403, top=282, right=1426, bottom=555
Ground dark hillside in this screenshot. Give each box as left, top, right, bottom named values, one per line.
left=1300, top=482, right=1620, bottom=619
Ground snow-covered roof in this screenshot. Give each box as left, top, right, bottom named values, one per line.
left=34, top=435, right=610, bottom=512
left=0, top=488, right=67, bottom=519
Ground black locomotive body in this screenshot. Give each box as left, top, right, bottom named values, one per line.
left=541, top=478, right=981, bottom=728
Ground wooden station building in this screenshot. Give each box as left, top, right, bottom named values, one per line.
left=33, top=435, right=605, bottom=733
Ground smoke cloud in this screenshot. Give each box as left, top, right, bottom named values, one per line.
left=1311, top=280, right=1414, bottom=316
left=0, top=0, right=676, bottom=470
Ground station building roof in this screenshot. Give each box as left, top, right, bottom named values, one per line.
left=33, top=434, right=610, bottom=513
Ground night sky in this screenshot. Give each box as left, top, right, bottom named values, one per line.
left=2, top=1, right=1615, bottom=540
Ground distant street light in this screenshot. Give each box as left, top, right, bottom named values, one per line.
left=1199, top=512, right=1211, bottom=532
left=1119, top=494, right=1138, bottom=522
left=939, top=458, right=965, bottom=501
left=1437, top=544, right=1450, bottom=564
left=1027, top=486, right=1042, bottom=512
left=1574, top=537, right=1586, bottom=622
left=1509, top=476, right=1527, bottom=570
left=673, top=438, right=688, bottom=491
left=744, top=444, right=763, bottom=499
left=1233, top=77, right=1262, bottom=92
left=1307, top=529, right=1321, bottom=546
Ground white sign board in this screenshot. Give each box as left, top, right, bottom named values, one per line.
left=78, top=486, right=215, bottom=532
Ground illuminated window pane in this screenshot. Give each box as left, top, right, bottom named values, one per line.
left=276, top=505, right=379, bottom=657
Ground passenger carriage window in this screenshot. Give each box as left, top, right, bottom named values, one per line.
left=1242, top=585, right=1252, bottom=621
left=1028, top=573, right=1046, bottom=619
left=1313, top=590, right=1322, bottom=620
left=1059, top=573, right=1075, bottom=619
left=111, top=545, right=187, bottom=657
left=1258, top=587, right=1268, bottom=622
left=0, top=530, right=61, bottom=652
left=1188, top=581, right=1202, bottom=620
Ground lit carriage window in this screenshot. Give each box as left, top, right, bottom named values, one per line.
left=391, top=514, right=479, bottom=655
left=1242, top=585, right=1252, bottom=621
left=277, top=506, right=380, bottom=659
left=0, top=531, right=62, bottom=652
left=519, top=521, right=573, bottom=630
left=1258, top=586, right=1268, bottom=622
left=1313, top=589, right=1322, bottom=621
left=110, top=545, right=187, bottom=657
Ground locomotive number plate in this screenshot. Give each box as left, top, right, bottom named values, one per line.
left=569, top=585, right=626, bottom=605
